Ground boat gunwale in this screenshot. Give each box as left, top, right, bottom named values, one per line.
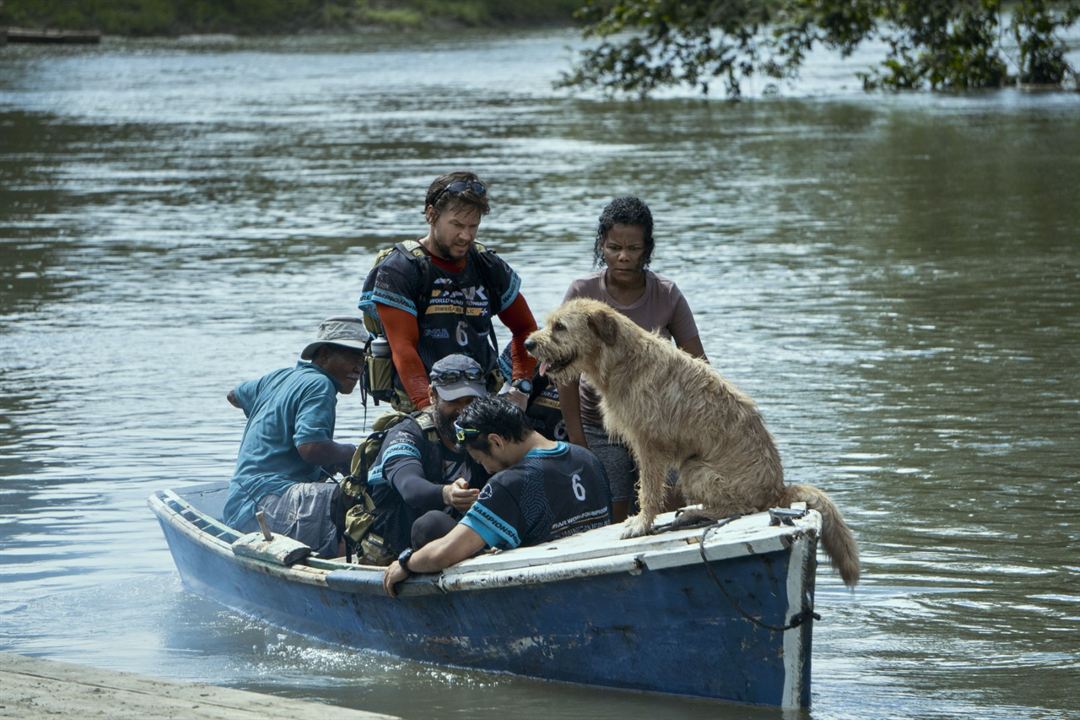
left=149, top=486, right=822, bottom=596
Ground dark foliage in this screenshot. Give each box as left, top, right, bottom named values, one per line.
left=559, top=0, right=1080, bottom=96
left=0, top=0, right=581, bottom=36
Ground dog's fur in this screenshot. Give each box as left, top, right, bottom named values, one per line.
left=527, top=298, right=860, bottom=588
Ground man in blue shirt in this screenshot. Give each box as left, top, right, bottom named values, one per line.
left=383, top=396, right=610, bottom=596
left=223, top=317, right=367, bottom=557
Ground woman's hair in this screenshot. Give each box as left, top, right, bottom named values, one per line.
left=425, top=170, right=490, bottom=217
left=455, top=396, right=529, bottom=453
left=593, top=196, right=655, bottom=268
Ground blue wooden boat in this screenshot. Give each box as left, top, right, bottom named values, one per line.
left=149, top=482, right=822, bottom=708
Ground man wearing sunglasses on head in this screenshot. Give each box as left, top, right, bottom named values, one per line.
left=361, top=355, right=493, bottom=564
left=383, top=396, right=611, bottom=597
left=359, top=170, right=538, bottom=412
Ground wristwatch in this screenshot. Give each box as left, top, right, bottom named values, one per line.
left=511, top=378, right=533, bottom=395
left=397, top=547, right=414, bottom=573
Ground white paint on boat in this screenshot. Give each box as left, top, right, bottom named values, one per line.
left=781, top=506, right=813, bottom=709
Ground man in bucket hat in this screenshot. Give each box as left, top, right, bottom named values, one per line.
left=222, top=316, right=368, bottom=557
left=359, top=354, right=492, bottom=564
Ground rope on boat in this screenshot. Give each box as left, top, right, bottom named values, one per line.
left=697, top=518, right=821, bottom=633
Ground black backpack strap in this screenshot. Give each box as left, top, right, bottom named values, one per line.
left=469, top=243, right=506, bottom=358
left=393, top=240, right=434, bottom=319
left=470, top=242, right=504, bottom=317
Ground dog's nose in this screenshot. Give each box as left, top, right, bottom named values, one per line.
left=524, top=337, right=536, bottom=351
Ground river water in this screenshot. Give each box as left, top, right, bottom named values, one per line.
left=1, top=29, right=1078, bottom=720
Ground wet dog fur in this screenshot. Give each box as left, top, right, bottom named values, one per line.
left=526, top=298, right=860, bottom=588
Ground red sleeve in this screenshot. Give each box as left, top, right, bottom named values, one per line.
left=377, top=304, right=432, bottom=409
left=498, top=294, right=538, bottom=381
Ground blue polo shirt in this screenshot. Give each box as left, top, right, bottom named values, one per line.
left=222, top=362, right=340, bottom=529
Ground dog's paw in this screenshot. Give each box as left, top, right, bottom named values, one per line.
left=620, top=514, right=653, bottom=539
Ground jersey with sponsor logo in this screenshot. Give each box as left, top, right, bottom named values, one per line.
left=368, top=415, right=489, bottom=555
left=461, top=442, right=610, bottom=550
left=360, top=245, right=520, bottom=374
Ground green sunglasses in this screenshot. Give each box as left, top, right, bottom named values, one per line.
left=453, top=421, right=482, bottom=445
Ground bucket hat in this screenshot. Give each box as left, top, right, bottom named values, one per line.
left=300, top=316, right=370, bottom=360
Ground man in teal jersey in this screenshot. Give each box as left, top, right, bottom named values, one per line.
left=383, top=396, right=610, bottom=596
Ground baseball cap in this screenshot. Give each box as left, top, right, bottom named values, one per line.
left=429, top=354, right=487, bottom=401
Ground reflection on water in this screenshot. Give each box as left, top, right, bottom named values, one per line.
left=2, top=29, right=1079, bottom=720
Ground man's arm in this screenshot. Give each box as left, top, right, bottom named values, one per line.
left=388, top=456, right=446, bottom=509
left=391, top=464, right=477, bottom=511
left=556, top=379, right=587, bottom=447
left=227, top=377, right=260, bottom=413
left=497, top=294, right=538, bottom=381
left=297, top=440, right=355, bottom=475
left=382, top=431, right=472, bottom=511
left=382, top=523, right=487, bottom=597
left=377, top=304, right=432, bottom=409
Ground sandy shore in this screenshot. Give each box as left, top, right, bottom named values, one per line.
left=0, top=653, right=397, bottom=719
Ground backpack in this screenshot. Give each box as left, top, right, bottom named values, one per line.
left=358, top=240, right=505, bottom=407
left=338, top=410, right=438, bottom=563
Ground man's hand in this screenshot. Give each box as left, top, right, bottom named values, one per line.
left=383, top=561, right=409, bottom=598
left=383, top=525, right=489, bottom=595
left=442, top=478, right=479, bottom=512
left=503, top=385, right=529, bottom=411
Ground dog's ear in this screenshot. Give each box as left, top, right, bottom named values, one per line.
left=587, top=309, right=619, bottom=346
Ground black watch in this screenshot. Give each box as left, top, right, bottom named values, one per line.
left=511, top=378, right=533, bottom=395
left=397, top=547, right=414, bottom=573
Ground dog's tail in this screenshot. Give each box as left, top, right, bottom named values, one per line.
left=781, top=484, right=860, bottom=589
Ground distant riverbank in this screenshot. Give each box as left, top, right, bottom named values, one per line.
left=0, top=0, right=580, bottom=37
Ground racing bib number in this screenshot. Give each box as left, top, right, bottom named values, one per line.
left=571, top=473, right=586, bottom=502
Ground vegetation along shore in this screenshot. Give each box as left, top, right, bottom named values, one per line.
left=0, top=0, right=581, bottom=36
left=3, top=1, right=1077, bottom=97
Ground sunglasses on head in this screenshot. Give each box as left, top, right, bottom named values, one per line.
left=430, top=179, right=486, bottom=207
left=453, top=421, right=482, bottom=445
left=430, top=367, right=485, bottom=385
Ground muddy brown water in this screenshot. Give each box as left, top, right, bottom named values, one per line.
left=2, top=30, right=1078, bottom=720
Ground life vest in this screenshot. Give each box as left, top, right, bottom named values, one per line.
left=358, top=239, right=505, bottom=409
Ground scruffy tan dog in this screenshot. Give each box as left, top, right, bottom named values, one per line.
left=525, top=298, right=860, bottom=588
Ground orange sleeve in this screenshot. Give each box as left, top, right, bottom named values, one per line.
left=498, top=294, right=538, bottom=380
left=377, top=304, right=432, bottom=409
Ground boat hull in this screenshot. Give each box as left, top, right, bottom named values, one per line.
left=151, top=485, right=818, bottom=707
